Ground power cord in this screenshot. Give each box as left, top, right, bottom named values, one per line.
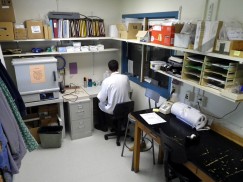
left=62, top=83, right=79, bottom=102
left=197, top=102, right=241, bottom=120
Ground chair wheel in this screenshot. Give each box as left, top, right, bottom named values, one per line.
left=116, top=141, right=120, bottom=146
left=104, top=135, right=108, bottom=140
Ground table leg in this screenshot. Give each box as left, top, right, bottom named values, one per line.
left=158, top=144, right=163, bottom=164
left=133, top=121, right=141, bottom=173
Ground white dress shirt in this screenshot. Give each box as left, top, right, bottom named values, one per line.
left=97, top=72, right=131, bottom=114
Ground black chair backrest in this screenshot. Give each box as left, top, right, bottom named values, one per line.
left=113, top=101, right=134, bottom=119
left=159, top=128, right=187, bottom=164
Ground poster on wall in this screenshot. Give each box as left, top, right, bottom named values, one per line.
left=30, top=65, right=46, bottom=83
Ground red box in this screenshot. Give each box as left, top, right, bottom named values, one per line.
left=150, top=25, right=175, bottom=46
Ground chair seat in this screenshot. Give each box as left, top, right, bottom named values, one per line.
left=104, top=101, right=134, bottom=146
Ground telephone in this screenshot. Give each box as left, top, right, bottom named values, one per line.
left=159, top=101, right=174, bottom=114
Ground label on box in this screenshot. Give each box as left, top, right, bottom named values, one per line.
left=153, top=26, right=162, bottom=31
left=234, top=51, right=241, bottom=56
left=31, top=26, right=41, bottom=34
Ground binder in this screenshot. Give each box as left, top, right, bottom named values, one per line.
left=70, top=20, right=75, bottom=37
left=52, top=19, right=58, bottom=38
left=63, top=19, right=70, bottom=38
left=49, top=19, right=54, bottom=38
left=58, top=19, right=63, bottom=38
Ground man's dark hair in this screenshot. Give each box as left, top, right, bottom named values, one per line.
left=108, top=60, right=119, bottom=72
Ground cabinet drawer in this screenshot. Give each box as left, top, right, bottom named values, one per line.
left=70, top=118, right=92, bottom=140
left=68, top=99, right=91, bottom=120
left=70, top=118, right=91, bottom=132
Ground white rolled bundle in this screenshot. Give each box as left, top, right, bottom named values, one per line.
left=171, top=102, right=207, bottom=130
left=108, top=25, right=118, bottom=38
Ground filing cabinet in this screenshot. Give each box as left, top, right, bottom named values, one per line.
left=65, top=98, right=92, bottom=140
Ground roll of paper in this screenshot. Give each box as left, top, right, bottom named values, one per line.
left=171, top=102, right=207, bottom=130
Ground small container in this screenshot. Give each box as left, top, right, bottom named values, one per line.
left=83, top=77, right=87, bottom=88
left=88, top=79, right=92, bottom=87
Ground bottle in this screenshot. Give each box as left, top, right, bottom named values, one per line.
left=83, top=77, right=87, bottom=88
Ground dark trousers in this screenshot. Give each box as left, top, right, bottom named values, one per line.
left=97, top=106, right=108, bottom=127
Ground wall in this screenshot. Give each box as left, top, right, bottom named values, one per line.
left=12, top=0, right=122, bottom=30
left=120, top=0, right=243, bottom=136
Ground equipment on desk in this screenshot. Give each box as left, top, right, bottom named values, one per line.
left=12, top=57, right=60, bottom=103
left=159, top=101, right=174, bottom=114
left=159, top=84, right=177, bottom=115
left=171, top=102, right=208, bottom=131
left=59, top=82, right=65, bottom=93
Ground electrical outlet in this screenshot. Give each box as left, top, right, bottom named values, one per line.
left=185, top=91, right=194, bottom=102
left=197, top=95, right=207, bottom=107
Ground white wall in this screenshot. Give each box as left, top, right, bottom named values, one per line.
left=12, top=0, right=122, bottom=31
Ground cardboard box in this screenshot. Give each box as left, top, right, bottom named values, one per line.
left=48, top=26, right=53, bottom=39
left=194, top=21, right=223, bottom=52
left=25, top=20, right=44, bottom=39
left=116, top=23, right=142, bottom=39
left=14, top=28, right=27, bottom=40
left=214, top=40, right=243, bottom=56
left=0, top=22, right=14, bottom=40
left=29, top=127, right=41, bottom=144
left=0, top=0, right=15, bottom=22
left=43, top=25, right=48, bottom=39
left=174, top=23, right=195, bottom=48
left=150, top=25, right=175, bottom=46
left=214, top=40, right=232, bottom=54
left=41, top=117, right=58, bottom=126
left=136, top=30, right=150, bottom=42
left=230, top=50, right=243, bottom=58
left=150, top=25, right=163, bottom=44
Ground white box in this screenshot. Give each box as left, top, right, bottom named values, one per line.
left=174, top=33, right=190, bottom=48
left=194, top=21, right=223, bottom=52
left=150, top=61, right=166, bottom=71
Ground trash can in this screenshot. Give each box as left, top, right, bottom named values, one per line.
left=38, top=126, right=63, bottom=148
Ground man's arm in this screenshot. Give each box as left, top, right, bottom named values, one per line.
left=97, top=80, right=108, bottom=103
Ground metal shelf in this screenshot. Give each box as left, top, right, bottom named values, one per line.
left=3, top=48, right=119, bottom=58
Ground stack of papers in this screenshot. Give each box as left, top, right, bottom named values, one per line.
left=140, top=112, right=167, bottom=125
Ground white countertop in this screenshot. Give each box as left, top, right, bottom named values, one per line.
left=61, top=88, right=90, bottom=102
left=81, top=86, right=101, bottom=98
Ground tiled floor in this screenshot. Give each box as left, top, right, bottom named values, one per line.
left=15, top=129, right=166, bottom=182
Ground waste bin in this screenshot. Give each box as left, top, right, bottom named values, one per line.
left=38, top=126, right=63, bottom=148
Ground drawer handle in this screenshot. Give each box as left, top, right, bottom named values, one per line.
left=77, top=110, right=85, bottom=113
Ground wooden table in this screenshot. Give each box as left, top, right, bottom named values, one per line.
left=131, top=110, right=243, bottom=182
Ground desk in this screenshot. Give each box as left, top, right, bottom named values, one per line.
left=132, top=109, right=243, bottom=182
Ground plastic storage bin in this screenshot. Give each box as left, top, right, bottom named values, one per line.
left=38, top=126, right=63, bottom=148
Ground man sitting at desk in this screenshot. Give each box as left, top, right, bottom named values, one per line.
left=95, top=59, right=131, bottom=132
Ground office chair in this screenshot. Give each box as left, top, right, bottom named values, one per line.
left=159, top=128, right=202, bottom=182
left=104, top=101, right=134, bottom=146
